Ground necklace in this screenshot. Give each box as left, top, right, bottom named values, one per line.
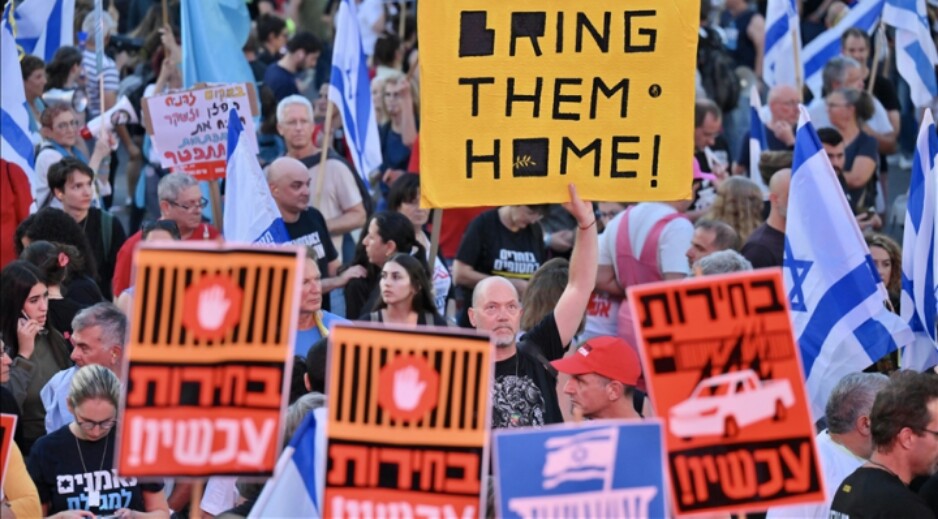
left=74, top=426, right=109, bottom=508
left=867, top=459, right=900, bottom=479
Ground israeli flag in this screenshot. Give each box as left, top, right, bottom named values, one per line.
left=1, top=0, right=74, bottom=62
left=328, top=0, right=383, bottom=182
left=749, top=85, right=770, bottom=197
left=883, top=0, right=938, bottom=108
left=1, top=23, right=37, bottom=209
left=763, top=0, right=801, bottom=89
left=900, top=111, right=938, bottom=370
left=249, top=409, right=326, bottom=518
left=802, top=0, right=884, bottom=99
left=223, top=109, right=290, bottom=244
left=786, top=107, right=913, bottom=418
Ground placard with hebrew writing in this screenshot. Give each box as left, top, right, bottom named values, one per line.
left=418, top=1, right=700, bottom=207
left=0, top=414, right=16, bottom=486
left=115, top=243, right=303, bottom=478
left=627, top=270, right=825, bottom=515
left=143, top=83, right=259, bottom=181
left=324, top=324, right=492, bottom=517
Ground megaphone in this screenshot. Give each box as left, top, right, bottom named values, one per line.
left=82, top=96, right=139, bottom=143
left=42, top=88, right=89, bottom=113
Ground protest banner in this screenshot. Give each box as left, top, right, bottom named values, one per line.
left=0, top=414, right=16, bottom=484
left=627, top=269, right=825, bottom=515
left=417, top=1, right=700, bottom=208
left=142, top=83, right=259, bottom=181
left=115, top=243, right=303, bottom=478
left=494, top=421, right=667, bottom=518
left=324, top=324, right=492, bottom=517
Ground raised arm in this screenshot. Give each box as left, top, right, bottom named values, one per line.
left=553, top=184, right=598, bottom=346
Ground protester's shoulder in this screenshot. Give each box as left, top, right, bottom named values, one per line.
left=31, top=422, right=73, bottom=452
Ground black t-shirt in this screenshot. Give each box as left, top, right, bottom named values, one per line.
left=492, top=313, right=565, bottom=428
left=919, top=473, right=938, bottom=517
left=361, top=309, right=450, bottom=326
left=48, top=297, right=83, bottom=339
left=455, top=210, right=546, bottom=325
left=741, top=223, right=785, bottom=269
left=871, top=75, right=901, bottom=112
left=79, top=207, right=127, bottom=300
left=27, top=426, right=164, bottom=516
left=63, top=276, right=105, bottom=307
left=285, top=208, right=338, bottom=312
left=831, top=467, right=935, bottom=518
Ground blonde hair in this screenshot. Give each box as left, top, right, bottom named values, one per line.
left=706, top=177, right=765, bottom=243
left=68, top=364, right=121, bottom=409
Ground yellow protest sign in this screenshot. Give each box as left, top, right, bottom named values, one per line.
left=418, top=1, right=700, bottom=208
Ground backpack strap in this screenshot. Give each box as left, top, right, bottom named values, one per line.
left=638, top=212, right=685, bottom=267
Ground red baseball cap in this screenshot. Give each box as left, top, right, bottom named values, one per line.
left=551, top=336, right=643, bottom=386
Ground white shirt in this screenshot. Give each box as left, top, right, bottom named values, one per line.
left=598, top=202, right=694, bottom=278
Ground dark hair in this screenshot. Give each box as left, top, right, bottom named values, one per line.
left=20, top=55, right=45, bottom=82
left=305, top=337, right=328, bottom=394
left=373, top=32, right=401, bottom=68
left=521, top=258, right=569, bottom=332
left=841, top=28, right=869, bottom=49
left=286, top=30, right=321, bottom=54
left=387, top=173, right=420, bottom=211
left=21, top=240, right=83, bottom=288
left=47, top=157, right=94, bottom=197
left=870, top=371, right=938, bottom=449
left=695, top=99, right=722, bottom=127
left=142, top=220, right=181, bottom=240
left=758, top=150, right=793, bottom=187
left=14, top=214, right=35, bottom=257
left=0, top=260, right=46, bottom=355
left=24, top=208, right=98, bottom=280
left=371, top=211, right=426, bottom=263
left=374, top=253, right=439, bottom=317
left=257, top=13, right=287, bottom=45
left=694, top=219, right=741, bottom=251
left=836, top=88, right=875, bottom=122
left=46, top=46, right=83, bottom=90
left=817, top=127, right=844, bottom=147
left=522, top=204, right=552, bottom=218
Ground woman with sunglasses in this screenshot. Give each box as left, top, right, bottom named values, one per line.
left=0, top=261, right=71, bottom=456
left=27, top=365, right=170, bottom=519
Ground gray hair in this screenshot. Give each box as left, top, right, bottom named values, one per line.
left=72, top=302, right=128, bottom=349
left=826, top=372, right=889, bottom=434
left=68, top=364, right=121, bottom=409
left=157, top=172, right=198, bottom=202
left=81, top=11, right=117, bottom=36
left=284, top=392, right=326, bottom=444
left=694, top=250, right=753, bottom=275
left=822, top=55, right=861, bottom=95
left=276, top=95, right=314, bottom=124
left=695, top=219, right=740, bottom=251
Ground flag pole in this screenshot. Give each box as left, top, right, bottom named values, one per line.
left=209, top=179, right=224, bottom=230
left=398, top=0, right=407, bottom=38
left=867, top=22, right=882, bottom=94
left=314, top=100, right=335, bottom=209
left=791, top=21, right=803, bottom=101
left=162, top=0, right=169, bottom=26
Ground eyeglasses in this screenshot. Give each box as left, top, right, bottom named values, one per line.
left=53, top=120, right=80, bottom=131
left=75, top=416, right=117, bottom=431
left=167, top=197, right=208, bottom=212
left=920, top=428, right=938, bottom=440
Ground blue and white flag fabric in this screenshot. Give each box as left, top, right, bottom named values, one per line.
left=1, top=22, right=37, bottom=209
left=802, top=0, right=884, bottom=99
left=328, top=0, right=383, bottom=182
left=181, top=0, right=255, bottom=89
left=1, top=0, right=74, bottom=62
left=882, top=0, right=938, bottom=108
left=223, top=109, right=289, bottom=244
left=749, top=85, right=770, bottom=197
left=763, top=0, right=802, bottom=89
left=249, top=409, right=326, bottom=518
left=785, top=107, right=914, bottom=418
left=900, top=110, right=938, bottom=370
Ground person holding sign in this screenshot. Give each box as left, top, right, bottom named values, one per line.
left=27, top=365, right=170, bottom=519
left=469, top=184, right=596, bottom=428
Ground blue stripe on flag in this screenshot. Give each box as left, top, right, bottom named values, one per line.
left=798, top=261, right=880, bottom=376
left=765, top=17, right=789, bottom=50
left=852, top=317, right=899, bottom=362
left=792, top=122, right=822, bottom=172
left=46, top=0, right=63, bottom=61
left=289, top=413, right=319, bottom=508
left=905, top=40, right=938, bottom=96
left=329, top=69, right=363, bottom=170
left=803, top=5, right=882, bottom=78
left=1, top=107, right=37, bottom=168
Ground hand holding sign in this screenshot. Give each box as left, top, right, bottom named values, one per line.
left=394, top=366, right=428, bottom=411
left=198, top=284, right=232, bottom=331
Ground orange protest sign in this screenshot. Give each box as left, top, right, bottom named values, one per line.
left=324, top=324, right=492, bottom=517
left=627, top=269, right=825, bottom=516
left=0, top=414, right=16, bottom=485
left=116, top=243, right=303, bottom=478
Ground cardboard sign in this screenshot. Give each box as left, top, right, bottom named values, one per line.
left=0, top=414, right=16, bottom=486
left=324, top=324, right=492, bottom=517
left=417, top=1, right=699, bottom=208
left=116, top=243, right=303, bottom=478
left=494, top=421, right=667, bottom=518
left=627, top=270, right=825, bottom=515
left=143, top=83, right=259, bottom=181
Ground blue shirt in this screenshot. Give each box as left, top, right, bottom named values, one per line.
left=293, top=311, right=348, bottom=357
left=263, top=63, right=299, bottom=102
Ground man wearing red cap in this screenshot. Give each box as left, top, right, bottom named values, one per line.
left=551, top=336, right=644, bottom=420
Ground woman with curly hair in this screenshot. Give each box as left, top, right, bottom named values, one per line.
left=705, top=176, right=765, bottom=244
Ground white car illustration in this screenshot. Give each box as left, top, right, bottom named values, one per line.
left=668, top=369, right=795, bottom=440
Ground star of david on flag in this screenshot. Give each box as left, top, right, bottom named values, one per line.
left=785, top=107, right=913, bottom=418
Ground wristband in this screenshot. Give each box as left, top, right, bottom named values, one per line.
left=578, top=219, right=597, bottom=230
